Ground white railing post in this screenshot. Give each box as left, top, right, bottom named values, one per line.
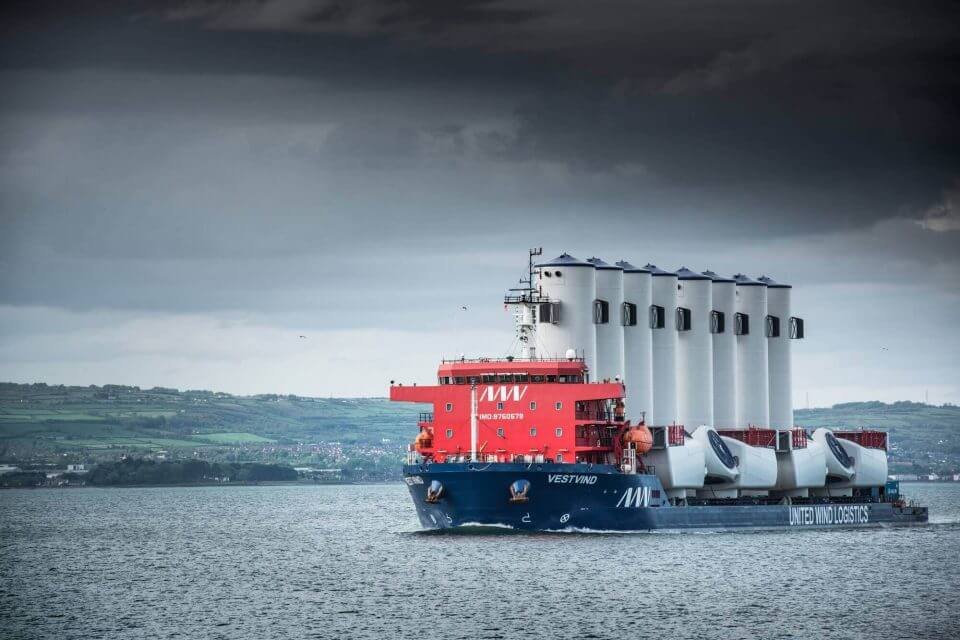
left=470, top=383, right=479, bottom=462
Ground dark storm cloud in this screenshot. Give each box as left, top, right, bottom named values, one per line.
left=1, top=0, right=959, bottom=316
left=7, top=0, right=955, bottom=230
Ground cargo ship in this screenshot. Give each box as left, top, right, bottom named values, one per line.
left=391, top=250, right=928, bottom=531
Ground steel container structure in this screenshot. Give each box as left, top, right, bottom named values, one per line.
left=587, top=257, right=625, bottom=382
left=535, top=253, right=597, bottom=376
left=703, top=270, right=737, bottom=428
left=617, top=261, right=652, bottom=422
left=758, top=276, right=793, bottom=429
left=675, top=268, right=714, bottom=429
left=734, top=274, right=769, bottom=428
left=647, top=264, right=678, bottom=426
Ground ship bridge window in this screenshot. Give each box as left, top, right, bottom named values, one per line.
left=546, top=375, right=558, bottom=383
left=710, top=310, right=725, bottom=334
left=498, top=374, right=513, bottom=383
left=531, top=375, right=544, bottom=383
left=789, top=317, right=805, bottom=339
left=482, top=374, right=496, bottom=383
left=622, top=302, right=638, bottom=326
left=593, top=299, right=610, bottom=324
left=515, top=373, right=529, bottom=383
left=735, top=312, right=749, bottom=336
left=650, top=305, right=665, bottom=329
left=676, top=307, right=692, bottom=331
left=468, top=376, right=479, bottom=384
left=454, top=376, right=466, bottom=384
left=539, top=301, right=561, bottom=324
left=766, top=315, right=781, bottom=338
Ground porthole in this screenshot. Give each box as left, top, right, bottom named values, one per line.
left=445, top=428, right=453, bottom=439
left=555, top=427, right=563, bottom=437
left=497, top=427, right=504, bottom=437
left=529, top=401, right=537, bottom=410
left=445, top=402, right=453, bottom=412
left=530, top=427, right=537, bottom=437
left=497, top=402, right=504, bottom=410
left=556, top=453, right=564, bottom=462
left=555, top=401, right=562, bottom=411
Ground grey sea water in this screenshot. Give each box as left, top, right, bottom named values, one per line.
left=2, top=483, right=958, bottom=640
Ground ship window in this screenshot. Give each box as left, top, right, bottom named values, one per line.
left=530, top=427, right=537, bottom=436
left=676, top=307, right=691, bottom=331
left=445, top=428, right=453, bottom=439
left=539, top=301, right=561, bottom=324
left=497, top=427, right=505, bottom=437
left=498, top=374, right=512, bottom=383
left=445, top=403, right=453, bottom=412
left=556, top=453, right=564, bottom=462
left=555, top=401, right=563, bottom=410
left=531, top=375, right=544, bottom=383
left=710, top=310, right=725, bottom=334
left=482, top=374, right=495, bottom=383
left=766, top=315, right=781, bottom=338
left=555, top=427, right=563, bottom=437
left=622, top=302, right=638, bottom=326
left=454, top=377, right=465, bottom=384
left=497, top=402, right=504, bottom=410
left=529, top=401, right=537, bottom=410
left=789, top=316, right=805, bottom=339
left=546, top=375, right=558, bottom=383
left=735, top=312, right=749, bottom=336
left=593, top=299, right=610, bottom=324
left=516, top=373, right=529, bottom=383
left=650, top=305, right=665, bottom=329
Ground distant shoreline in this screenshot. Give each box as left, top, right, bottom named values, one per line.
left=0, top=480, right=399, bottom=490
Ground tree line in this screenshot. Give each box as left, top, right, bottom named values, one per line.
left=87, top=458, right=298, bottom=485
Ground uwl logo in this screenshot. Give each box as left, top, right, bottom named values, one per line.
left=616, top=486, right=649, bottom=508
left=479, top=385, right=529, bottom=402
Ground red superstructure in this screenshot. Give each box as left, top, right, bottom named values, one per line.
left=390, top=358, right=632, bottom=464
left=833, top=430, right=888, bottom=451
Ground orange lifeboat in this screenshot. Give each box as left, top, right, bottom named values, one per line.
left=622, top=425, right=653, bottom=454
left=413, top=429, right=433, bottom=452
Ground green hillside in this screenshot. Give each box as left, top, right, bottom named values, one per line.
left=2, top=383, right=958, bottom=478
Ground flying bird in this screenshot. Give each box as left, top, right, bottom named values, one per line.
left=461, top=306, right=468, bottom=311
left=299, top=335, right=307, bottom=339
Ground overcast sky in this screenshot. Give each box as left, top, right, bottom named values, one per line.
left=1, top=1, right=958, bottom=405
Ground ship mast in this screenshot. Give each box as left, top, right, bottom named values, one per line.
left=504, top=247, right=543, bottom=360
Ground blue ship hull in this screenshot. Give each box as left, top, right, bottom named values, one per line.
left=402, top=463, right=928, bottom=531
